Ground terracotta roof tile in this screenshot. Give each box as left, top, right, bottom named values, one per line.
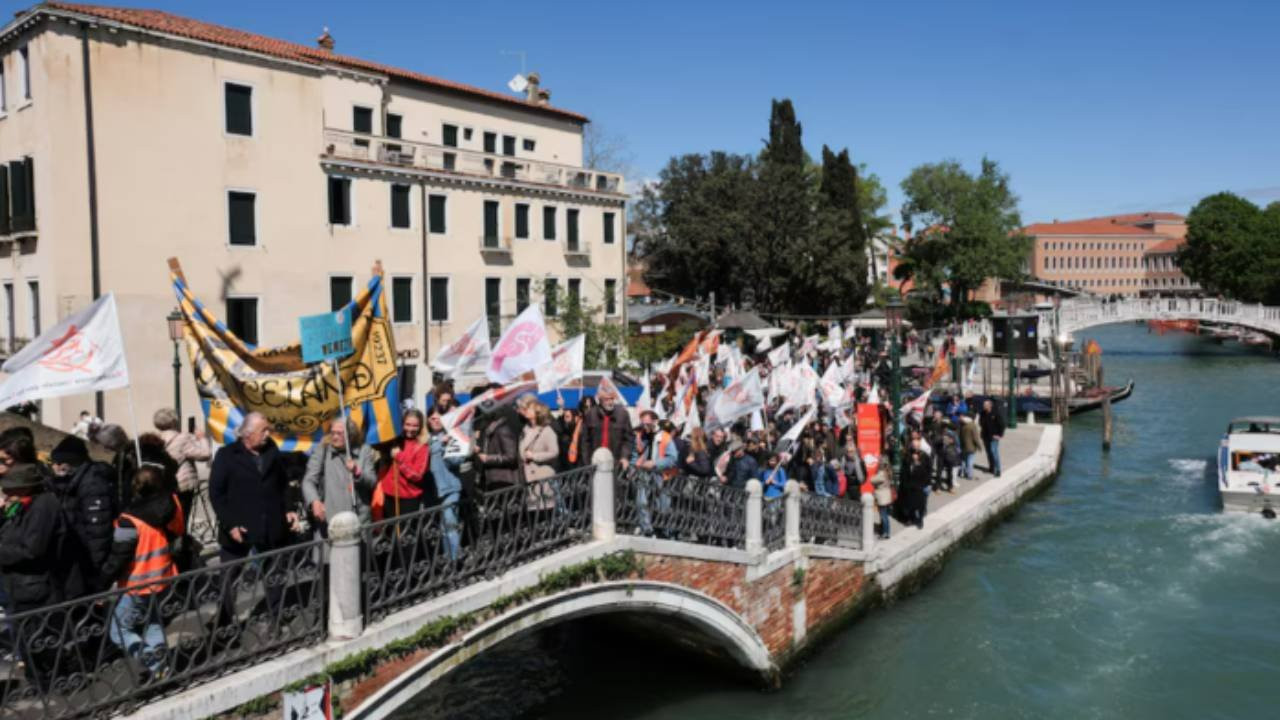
left=41, top=2, right=590, bottom=123
left=1024, top=220, right=1157, bottom=236
left=1147, top=238, right=1185, bottom=253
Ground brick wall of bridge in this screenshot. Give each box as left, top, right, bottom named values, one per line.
left=637, top=552, right=869, bottom=659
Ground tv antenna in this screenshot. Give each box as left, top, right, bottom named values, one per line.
left=500, top=49, right=527, bottom=75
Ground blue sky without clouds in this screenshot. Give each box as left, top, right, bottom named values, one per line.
left=14, top=0, right=1279, bottom=224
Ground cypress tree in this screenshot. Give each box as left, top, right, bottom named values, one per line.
left=757, top=99, right=812, bottom=311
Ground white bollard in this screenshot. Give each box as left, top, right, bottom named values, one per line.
left=327, top=511, right=363, bottom=640
left=745, top=479, right=763, bottom=554
left=1027, top=411, right=1036, bottom=425
left=861, top=492, right=876, bottom=552
left=784, top=480, right=802, bottom=547
left=591, top=447, right=615, bottom=541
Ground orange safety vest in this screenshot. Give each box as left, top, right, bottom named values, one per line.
left=117, top=495, right=185, bottom=595
left=656, top=432, right=677, bottom=481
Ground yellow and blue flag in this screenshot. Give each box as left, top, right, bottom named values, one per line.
left=170, top=262, right=402, bottom=452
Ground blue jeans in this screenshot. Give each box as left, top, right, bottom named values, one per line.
left=964, top=452, right=976, bottom=479
left=878, top=505, right=892, bottom=539
left=440, top=492, right=462, bottom=561
left=985, top=438, right=1002, bottom=475
left=812, top=465, right=830, bottom=497
left=109, top=593, right=168, bottom=674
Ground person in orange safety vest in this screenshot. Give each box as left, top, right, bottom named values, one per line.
left=102, top=464, right=185, bottom=681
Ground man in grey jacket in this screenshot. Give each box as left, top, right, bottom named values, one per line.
left=302, top=418, right=376, bottom=536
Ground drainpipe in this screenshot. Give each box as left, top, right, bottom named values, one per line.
left=419, top=182, right=429, bottom=381
left=81, top=27, right=104, bottom=419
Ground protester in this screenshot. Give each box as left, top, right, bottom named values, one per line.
left=70, top=411, right=100, bottom=440
left=979, top=399, right=1005, bottom=477
left=759, top=453, right=788, bottom=498
left=474, top=400, right=522, bottom=492
left=0, top=463, right=73, bottom=612
left=303, top=418, right=376, bottom=535
left=47, top=435, right=117, bottom=595
left=154, top=407, right=211, bottom=522
left=725, top=439, right=758, bottom=490
left=871, top=464, right=894, bottom=539
left=959, top=415, right=981, bottom=480
left=840, top=445, right=866, bottom=497
left=900, top=446, right=931, bottom=529
left=517, top=397, right=560, bottom=513
left=101, top=464, right=184, bottom=682
left=583, top=387, right=633, bottom=467
left=681, top=427, right=714, bottom=479
left=377, top=409, right=428, bottom=518
left=423, top=408, right=463, bottom=558
left=0, top=428, right=38, bottom=476
left=209, top=412, right=299, bottom=559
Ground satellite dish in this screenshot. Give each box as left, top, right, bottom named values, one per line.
left=507, top=74, right=528, bottom=93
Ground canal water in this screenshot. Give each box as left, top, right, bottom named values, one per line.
left=404, top=323, right=1280, bottom=720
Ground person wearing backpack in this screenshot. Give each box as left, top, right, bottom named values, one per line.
left=47, top=435, right=118, bottom=597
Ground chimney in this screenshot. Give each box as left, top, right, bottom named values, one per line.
left=524, top=72, right=552, bottom=106
left=317, top=27, right=335, bottom=52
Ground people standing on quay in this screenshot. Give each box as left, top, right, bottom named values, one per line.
left=47, top=435, right=117, bottom=595
left=209, top=412, right=299, bottom=561
left=303, top=418, right=376, bottom=535
left=517, top=397, right=560, bottom=514
left=423, top=408, right=463, bottom=559
left=154, top=407, right=211, bottom=526
left=871, top=464, right=894, bottom=539
left=979, top=399, right=1005, bottom=477
left=959, top=415, right=982, bottom=480
left=900, top=445, right=932, bottom=529
left=377, top=409, right=428, bottom=519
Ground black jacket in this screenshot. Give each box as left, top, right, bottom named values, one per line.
left=477, top=407, right=522, bottom=490
left=582, top=404, right=633, bottom=466
left=209, top=439, right=291, bottom=551
left=0, top=492, right=74, bottom=612
left=101, top=492, right=181, bottom=586
left=47, top=461, right=118, bottom=595
left=979, top=409, right=1006, bottom=442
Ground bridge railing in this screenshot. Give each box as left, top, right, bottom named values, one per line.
left=798, top=493, right=864, bottom=549
left=361, top=465, right=595, bottom=623
left=614, top=469, right=749, bottom=548
left=0, top=537, right=326, bottom=720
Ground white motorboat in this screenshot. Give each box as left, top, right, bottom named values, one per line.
left=1217, top=416, right=1280, bottom=517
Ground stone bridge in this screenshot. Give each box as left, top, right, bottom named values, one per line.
left=0, top=427, right=1061, bottom=720
left=1040, top=297, right=1280, bottom=338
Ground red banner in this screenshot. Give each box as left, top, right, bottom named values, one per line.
left=856, top=403, right=883, bottom=477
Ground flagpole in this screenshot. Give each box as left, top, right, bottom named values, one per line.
left=332, top=358, right=357, bottom=507
left=124, top=384, right=144, bottom=467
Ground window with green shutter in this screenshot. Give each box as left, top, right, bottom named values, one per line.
left=228, top=191, right=256, bottom=246
left=429, top=277, right=450, bottom=322
left=483, top=200, right=500, bottom=244
left=391, top=184, right=411, bottom=229
left=544, top=279, right=558, bottom=317
left=392, top=277, right=413, bottom=323
left=0, top=166, right=9, bottom=235
left=515, top=203, right=529, bottom=239
left=224, top=83, right=252, bottom=136
left=442, top=124, right=458, bottom=147
left=429, top=195, right=447, bottom=234
left=604, top=212, right=616, bottom=244
left=543, top=206, right=556, bottom=240
left=328, top=177, right=351, bottom=225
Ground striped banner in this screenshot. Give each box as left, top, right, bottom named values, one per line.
left=170, top=265, right=401, bottom=453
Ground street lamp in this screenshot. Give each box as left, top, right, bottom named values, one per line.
left=884, top=295, right=905, bottom=476
left=166, top=309, right=184, bottom=422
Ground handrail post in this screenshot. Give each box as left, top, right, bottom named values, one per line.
left=861, top=492, right=876, bottom=552
left=591, top=447, right=615, bottom=541
left=784, top=480, right=802, bottom=547
left=745, top=479, right=763, bottom=554
left=327, top=511, right=363, bottom=640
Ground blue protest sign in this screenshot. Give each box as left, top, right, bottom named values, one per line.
left=300, top=307, right=353, bottom=364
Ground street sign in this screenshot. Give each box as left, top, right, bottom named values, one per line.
left=299, top=308, right=353, bottom=364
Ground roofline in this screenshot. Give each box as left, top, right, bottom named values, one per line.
left=16, top=3, right=590, bottom=124
left=1027, top=230, right=1161, bottom=238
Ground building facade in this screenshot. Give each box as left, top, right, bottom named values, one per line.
left=0, top=2, right=626, bottom=431
left=1026, top=212, right=1198, bottom=297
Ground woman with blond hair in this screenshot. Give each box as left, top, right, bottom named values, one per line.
left=681, top=427, right=714, bottom=479
left=517, top=396, right=559, bottom=513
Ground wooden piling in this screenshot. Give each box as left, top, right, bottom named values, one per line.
left=1102, top=395, right=1113, bottom=451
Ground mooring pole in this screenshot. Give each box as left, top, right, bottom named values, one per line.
left=1102, top=394, right=1113, bottom=451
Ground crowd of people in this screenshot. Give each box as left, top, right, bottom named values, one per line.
left=0, top=323, right=1017, bottom=688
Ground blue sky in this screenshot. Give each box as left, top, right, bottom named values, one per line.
left=20, top=0, right=1280, bottom=224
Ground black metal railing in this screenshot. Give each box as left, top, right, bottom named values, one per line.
left=0, top=538, right=326, bottom=720
left=186, top=481, right=218, bottom=551
left=614, top=471, right=748, bottom=549
left=762, top=495, right=787, bottom=552
left=798, top=493, right=863, bottom=549
left=361, top=466, right=595, bottom=623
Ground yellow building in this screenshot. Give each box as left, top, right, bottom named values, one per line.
left=0, top=2, right=626, bottom=431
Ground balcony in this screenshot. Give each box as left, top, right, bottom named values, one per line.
left=479, top=235, right=514, bottom=264
left=322, top=129, right=625, bottom=195
left=563, top=238, right=591, bottom=267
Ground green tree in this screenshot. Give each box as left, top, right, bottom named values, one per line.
left=898, top=158, right=1030, bottom=317
left=1179, top=193, right=1280, bottom=303
left=757, top=99, right=812, bottom=311
left=812, top=146, right=870, bottom=312
left=542, top=288, right=626, bottom=369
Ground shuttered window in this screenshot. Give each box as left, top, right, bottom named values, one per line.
left=605, top=279, right=618, bottom=315
left=9, top=159, right=34, bottom=233
left=391, top=184, right=411, bottom=229
left=225, top=297, right=259, bottom=345
left=442, top=124, right=458, bottom=147
left=516, top=278, right=530, bottom=313
left=428, top=195, right=447, bottom=234
left=429, top=277, right=449, bottom=322
left=567, top=209, right=580, bottom=250
left=543, top=206, right=556, bottom=240
left=502, top=135, right=516, bottom=156
left=392, top=277, right=413, bottom=323
left=515, top=204, right=529, bottom=239
left=0, top=166, right=9, bottom=235
left=483, top=200, right=499, bottom=244
left=486, top=278, right=501, bottom=337
left=224, top=83, right=252, bottom=136
left=386, top=113, right=402, bottom=139
left=544, top=278, right=558, bottom=317
left=483, top=132, right=497, bottom=153
left=604, top=212, right=616, bottom=244
left=227, top=191, right=256, bottom=246
left=330, top=276, right=353, bottom=311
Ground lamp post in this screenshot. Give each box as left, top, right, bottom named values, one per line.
left=166, top=309, right=184, bottom=422
left=884, top=295, right=905, bottom=476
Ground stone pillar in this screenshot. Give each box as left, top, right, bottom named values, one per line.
left=591, top=447, right=615, bottom=541
left=861, top=492, right=876, bottom=552
left=327, top=511, right=363, bottom=640
left=784, top=480, right=801, bottom=547
left=745, top=479, right=763, bottom=554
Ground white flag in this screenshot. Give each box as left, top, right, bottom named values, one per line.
left=768, top=343, right=790, bottom=367
left=441, top=379, right=537, bottom=456
left=682, top=400, right=701, bottom=438
left=900, top=389, right=933, bottom=417
left=820, top=362, right=850, bottom=408
left=433, top=317, right=492, bottom=381
left=775, top=406, right=815, bottom=455
left=0, top=293, right=130, bottom=408
left=636, top=374, right=652, bottom=413
left=487, top=304, right=552, bottom=384
left=507, top=73, right=528, bottom=93
left=704, top=369, right=764, bottom=429
left=535, top=334, right=585, bottom=393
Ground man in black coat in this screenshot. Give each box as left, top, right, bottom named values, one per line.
left=47, top=435, right=117, bottom=596
left=208, top=412, right=298, bottom=559
left=0, top=464, right=74, bottom=612
left=582, top=389, right=633, bottom=468
left=978, top=399, right=1006, bottom=477
left=474, top=404, right=522, bottom=491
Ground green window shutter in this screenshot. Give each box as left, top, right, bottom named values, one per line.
left=483, top=201, right=499, bottom=242
left=429, top=195, right=447, bottom=234
left=386, top=113, right=402, bottom=139
left=228, top=192, right=256, bottom=245
left=391, top=184, right=411, bottom=228
left=604, top=212, right=615, bottom=244
left=224, top=83, right=252, bottom=136
left=0, top=165, right=9, bottom=235
left=515, top=204, right=529, bottom=238
left=392, top=277, right=413, bottom=323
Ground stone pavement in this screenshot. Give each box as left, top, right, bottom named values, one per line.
left=881, top=423, right=1046, bottom=538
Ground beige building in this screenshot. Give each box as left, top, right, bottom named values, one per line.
left=1027, top=212, right=1198, bottom=297
left=0, top=2, right=626, bottom=432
